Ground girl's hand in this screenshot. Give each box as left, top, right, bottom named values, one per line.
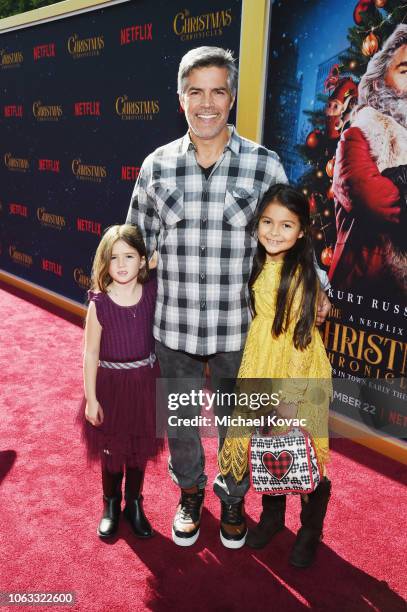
left=85, top=400, right=104, bottom=427
left=316, top=290, right=331, bottom=326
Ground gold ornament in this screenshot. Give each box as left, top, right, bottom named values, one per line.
left=362, top=32, right=379, bottom=57
left=374, top=0, right=386, bottom=8
left=326, top=157, right=335, bottom=178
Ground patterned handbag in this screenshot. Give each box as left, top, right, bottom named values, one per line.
left=250, top=428, right=321, bottom=495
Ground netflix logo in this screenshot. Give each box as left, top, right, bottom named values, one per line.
left=120, top=23, right=152, bottom=45
left=33, top=43, right=56, bottom=60
left=4, top=105, right=23, bottom=117
left=9, top=203, right=28, bottom=217
left=38, top=159, right=60, bottom=173
left=121, top=166, right=140, bottom=181
left=77, top=217, right=102, bottom=236
left=42, top=258, right=62, bottom=276
left=74, top=101, right=101, bottom=116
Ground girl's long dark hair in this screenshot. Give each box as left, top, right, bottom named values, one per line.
left=249, top=184, right=318, bottom=350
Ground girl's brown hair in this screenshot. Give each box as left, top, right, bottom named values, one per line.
left=91, top=224, right=149, bottom=292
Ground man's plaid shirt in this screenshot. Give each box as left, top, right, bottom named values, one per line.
left=127, top=126, right=288, bottom=356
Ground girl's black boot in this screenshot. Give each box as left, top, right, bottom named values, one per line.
left=123, top=467, right=154, bottom=538
left=289, top=477, right=331, bottom=568
left=246, top=494, right=286, bottom=549
left=97, top=468, right=123, bottom=538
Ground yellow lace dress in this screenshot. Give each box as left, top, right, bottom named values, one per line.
left=219, top=260, right=332, bottom=483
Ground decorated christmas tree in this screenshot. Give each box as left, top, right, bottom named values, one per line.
left=297, top=0, right=407, bottom=270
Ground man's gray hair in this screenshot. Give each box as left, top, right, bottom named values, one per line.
left=177, top=46, right=238, bottom=97
left=358, top=24, right=407, bottom=107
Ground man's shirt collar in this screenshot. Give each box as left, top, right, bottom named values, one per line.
left=180, top=125, right=241, bottom=156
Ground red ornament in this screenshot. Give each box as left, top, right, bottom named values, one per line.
left=321, top=247, right=333, bottom=267
left=362, top=32, right=379, bottom=57
left=353, top=0, right=373, bottom=25
left=306, top=129, right=322, bottom=149
left=327, top=185, right=335, bottom=200
left=308, top=193, right=318, bottom=214
left=326, top=157, right=335, bottom=178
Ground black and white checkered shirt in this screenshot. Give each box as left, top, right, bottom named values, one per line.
left=127, top=126, right=288, bottom=355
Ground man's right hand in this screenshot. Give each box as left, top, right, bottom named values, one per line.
left=85, top=400, right=104, bottom=427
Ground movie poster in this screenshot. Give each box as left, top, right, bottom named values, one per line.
left=264, top=0, right=407, bottom=442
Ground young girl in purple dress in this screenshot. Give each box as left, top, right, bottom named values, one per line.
left=81, top=224, right=162, bottom=539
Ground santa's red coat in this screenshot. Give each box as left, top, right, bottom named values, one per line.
left=329, top=125, right=401, bottom=289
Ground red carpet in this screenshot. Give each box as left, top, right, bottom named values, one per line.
left=0, top=284, right=406, bottom=612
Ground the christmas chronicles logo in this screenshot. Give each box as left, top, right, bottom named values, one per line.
left=74, top=267, right=91, bottom=290
left=121, top=165, right=140, bottom=181
left=74, top=101, right=101, bottom=116
left=67, top=34, right=104, bottom=59
left=4, top=153, right=29, bottom=172
left=9, top=246, right=32, bottom=267
left=37, top=207, right=66, bottom=230
left=77, top=217, right=101, bottom=236
left=115, top=96, right=159, bottom=120
left=9, top=203, right=28, bottom=218
left=0, top=49, right=23, bottom=69
left=33, top=101, right=63, bottom=121
left=173, top=8, right=232, bottom=41
left=38, top=159, right=60, bottom=173
left=42, top=258, right=62, bottom=277
left=120, top=23, right=153, bottom=45
left=72, top=159, right=107, bottom=182
left=33, top=43, right=56, bottom=60
left=4, top=105, right=23, bottom=118
left=323, top=320, right=407, bottom=382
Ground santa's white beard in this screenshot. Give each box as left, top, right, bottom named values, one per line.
left=372, top=85, right=407, bottom=129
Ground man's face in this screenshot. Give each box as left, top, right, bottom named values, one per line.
left=179, top=65, right=235, bottom=142
left=385, top=44, right=407, bottom=95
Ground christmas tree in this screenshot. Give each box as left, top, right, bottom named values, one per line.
left=297, top=0, right=407, bottom=269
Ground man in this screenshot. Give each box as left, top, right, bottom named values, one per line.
left=330, top=25, right=407, bottom=298
left=127, top=46, right=330, bottom=548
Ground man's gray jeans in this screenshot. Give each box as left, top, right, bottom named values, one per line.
left=155, top=341, right=250, bottom=504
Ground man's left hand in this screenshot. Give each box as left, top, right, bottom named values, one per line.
left=316, top=290, right=331, bottom=326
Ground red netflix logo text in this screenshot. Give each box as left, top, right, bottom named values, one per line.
left=38, top=159, right=60, bottom=173
left=121, top=166, right=140, bottom=181
left=33, top=43, right=56, bottom=60
left=120, top=23, right=152, bottom=45
left=77, top=218, right=102, bottom=236
left=42, top=259, right=62, bottom=276
left=4, top=105, right=23, bottom=117
left=9, top=203, right=28, bottom=217
left=74, top=101, right=101, bottom=116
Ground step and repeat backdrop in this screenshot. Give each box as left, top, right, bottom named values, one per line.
left=0, top=0, right=242, bottom=303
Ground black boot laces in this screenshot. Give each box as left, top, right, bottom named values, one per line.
left=223, top=503, right=242, bottom=525
left=180, top=492, right=200, bottom=521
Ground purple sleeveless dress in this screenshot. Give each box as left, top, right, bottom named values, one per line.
left=80, top=274, right=163, bottom=473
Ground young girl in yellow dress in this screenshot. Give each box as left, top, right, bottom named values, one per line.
left=219, top=184, right=332, bottom=568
